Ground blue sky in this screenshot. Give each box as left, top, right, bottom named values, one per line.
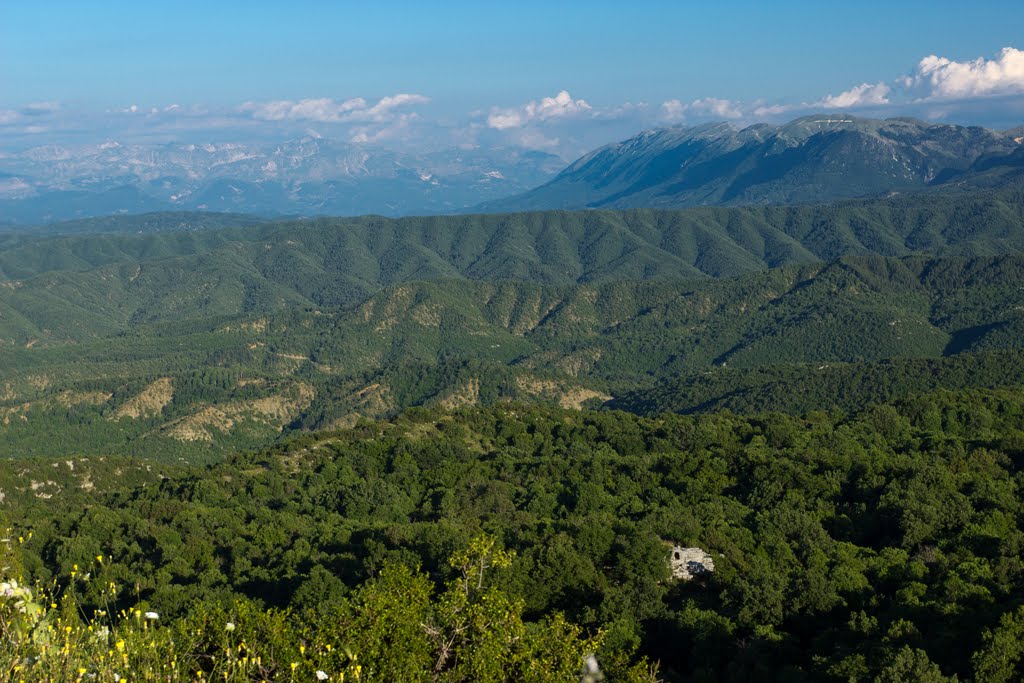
left=2, top=0, right=1024, bottom=154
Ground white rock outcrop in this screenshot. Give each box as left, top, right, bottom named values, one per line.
left=670, top=546, right=715, bottom=580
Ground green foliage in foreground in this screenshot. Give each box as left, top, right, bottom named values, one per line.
left=1, top=535, right=654, bottom=682
left=8, top=388, right=1024, bottom=681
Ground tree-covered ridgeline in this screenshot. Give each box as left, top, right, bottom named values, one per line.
left=6, top=388, right=1024, bottom=681
left=4, top=249, right=1024, bottom=461
left=3, top=185, right=1024, bottom=462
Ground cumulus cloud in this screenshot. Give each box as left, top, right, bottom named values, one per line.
left=658, top=48, right=1024, bottom=126
left=240, top=94, right=430, bottom=123
left=752, top=102, right=798, bottom=117
left=242, top=97, right=365, bottom=121
left=660, top=99, right=686, bottom=122
left=659, top=97, right=742, bottom=122
left=689, top=97, right=743, bottom=119
left=815, top=82, right=891, bottom=108
left=907, top=47, right=1024, bottom=99
left=487, top=90, right=592, bottom=130
left=7, top=46, right=1024, bottom=153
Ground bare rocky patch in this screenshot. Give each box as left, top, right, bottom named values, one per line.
left=436, top=378, right=480, bottom=409
left=56, top=390, right=113, bottom=408
left=163, top=381, right=315, bottom=442
left=112, top=378, right=174, bottom=419
left=514, top=376, right=610, bottom=410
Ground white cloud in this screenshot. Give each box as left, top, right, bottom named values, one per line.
left=815, top=82, right=891, bottom=108
left=661, top=99, right=686, bottom=122
left=487, top=90, right=592, bottom=130
left=752, top=102, right=798, bottom=117
left=658, top=97, right=743, bottom=122
left=359, top=94, right=431, bottom=122
left=0, top=110, right=18, bottom=125
left=241, top=97, right=364, bottom=121
left=486, top=111, right=525, bottom=130
left=21, top=101, right=60, bottom=116
left=907, top=47, right=1024, bottom=99
left=657, top=48, right=1024, bottom=126
left=240, top=94, right=430, bottom=123
left=688, top=97, right=743, bottom=119
left=349, top=114, right=419, bottom=144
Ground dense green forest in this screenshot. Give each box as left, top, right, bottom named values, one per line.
left=5, top=390, right=1024, bottom=680
left=4, top=245, right=1024, bottom=460
left=5, top=188, right=1024, bottom=680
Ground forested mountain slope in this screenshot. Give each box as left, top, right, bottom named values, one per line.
left=2, top=183, right=1024, bottom=346
left=5, top=126, right=1024, bottom=682
left=4, top=250, right=1024, bottom=460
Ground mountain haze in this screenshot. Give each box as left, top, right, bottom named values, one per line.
left=0, top=138, right=564, bottom=225
left=6, top=115, right=1024, bottom=227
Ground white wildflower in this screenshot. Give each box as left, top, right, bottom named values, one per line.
left=225, top=622, right=235, bottom=631
left=316, top=671, right=329, bottom=681
left=144, top=611, right=159, bottom=620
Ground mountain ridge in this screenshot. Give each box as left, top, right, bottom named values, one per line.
left=4, top=180, right=1024, bottom=294
left=478, top=114, right=1024, bottom=212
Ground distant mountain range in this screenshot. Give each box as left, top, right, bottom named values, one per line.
left=479, top=115, right=1024, bottom=212
left=0, top=138, right=564, bottom=225
left=3, top=115, right=1023, bottom=227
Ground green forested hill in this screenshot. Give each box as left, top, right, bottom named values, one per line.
left=6, top=183, right=1024, bottom=681
left=0, top=210, right=268, bottom=239
left=4, top=249, right=1024, bottom=460
left=8, top=391, right=1024, bottom=681
left=3, top=187, right=1024, bottom=459
left=2, top=183, right=1024, bottom=344
left=0, top=181, right=1019, bottom=315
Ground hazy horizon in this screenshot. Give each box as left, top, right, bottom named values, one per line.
left=3, top=1, right=1024, bottom=157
